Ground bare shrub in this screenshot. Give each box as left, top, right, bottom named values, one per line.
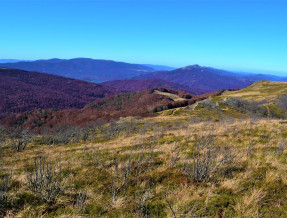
left=9, top=129, right=32, bottom=152
left=74, top=186, right=88, bottom=211
left=39, top=124, right=100, bottom=146
left=27, top=156, right=68, bottom=204
left=277, top=95, right=287, bottom=111
left=52, top=126, right=80, bottom=145
left=220, top=147, right=240, bottom=176
left=92, top=146, right=101, bottom=167
left=109, top=157, right=129, bottom=202
left=134, top=181, right=152, bottom=217
left=164, top=186, right=177, bottom=218
left=103, top=120, right=119, bottom=139
left=102, top=120, right=140, bottom=140
left=247, top=142, right=254, bottom=157
left=154, top=127, right=164, bottom=139
left=0, top=157, right=12, bottom=217
left=184, top=139, right=238, bottom=183
left=198, top=99, right=220, bottom=111
left=134, top=143, right=156, bottom=185
left=109, top=143, right=155, bottom=202
left=170, top=143, right=180, bottom=168
left=0, top=168, right=12, bottom=203
left=109, top=148, right=136, bottom=202
left=138, top=121, right=152, bottom=135
left=185, top=146, right=214, bottom=182
left=221, top=97, right=271, bottom=117
left=0, top=126, right=8, bottom=146
left=118, top=119, right=139, bottom=137
left=275, top=140, right=286, bottom=155
left=42, top=125, right=90, bottom=145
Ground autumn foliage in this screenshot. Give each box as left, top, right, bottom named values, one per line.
left=0, top=68, right=119, bottom=119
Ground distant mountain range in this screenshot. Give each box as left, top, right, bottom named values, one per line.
left=1, top=58, right=287, bottom=120
left=237, top=72, right=284, bottom=82
left=0, top=59, right=23, bottom=63
left=142, top=64, right=176, bottom=71
left=0, top=58, right=157, bottom=82
left=0, top=68, right=119, bottom=119
left=0, top=58, right=285, bottom=88
left=2, top=62, right=286, bottom=129
left=0, top=66, right=233, bottom=128
left=132, top=65, right=256, bottom=93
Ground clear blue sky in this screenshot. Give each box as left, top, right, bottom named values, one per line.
left=1, top=0, right=287, bottom=75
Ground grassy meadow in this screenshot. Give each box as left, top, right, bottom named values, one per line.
left=1, top=81, right=287, bottom=217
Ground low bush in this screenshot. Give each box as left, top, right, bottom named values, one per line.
left=8, top=129, right=33, bottom=152
left=221, top=98, right=273, bottom=117
left=184, top=139, right=239, bottom=183
left=26, top=156, right=69, bottom=204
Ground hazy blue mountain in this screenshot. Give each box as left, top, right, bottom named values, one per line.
left=143, top=64, right=176, bottom=71
left=133, top=65, right=255, bottom=93
left=0, top=58, right=155, bottom=82
left=240, top=73, right=284, bottom=82
left=0, top=59, right=24, bottom=63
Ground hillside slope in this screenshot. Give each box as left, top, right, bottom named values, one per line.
left=2, top=83, right=287, bottom=217
left=0, top=58, right=154, bottom=82
left=220, top=80, right=287, bottom=102
left=0, top=88, right=224, bottom=131
left=101, top=79, right=204, bottom=94
left=0, top=68, right=119, bottom=118
left=163, top=80, right=287, bottom=120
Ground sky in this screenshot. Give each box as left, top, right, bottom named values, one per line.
left=0, top=0, right=287, bottom=75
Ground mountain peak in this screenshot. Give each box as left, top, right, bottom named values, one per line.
left=181, top=64, right=202, bottom=70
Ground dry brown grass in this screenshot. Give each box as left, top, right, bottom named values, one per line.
left=1, top=116, right=287, bottom=217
